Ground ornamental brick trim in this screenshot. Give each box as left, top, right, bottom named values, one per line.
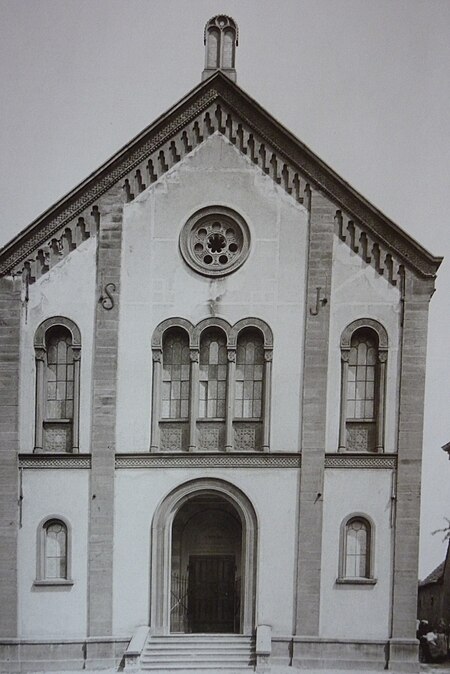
left=0, top=89, right=219, bottom=276
left=325, top=454, right=397, bottom=469
left=0, top=74, right=440, bottom=282
left=115, top=453, right=301, bottom=469
left=18, top=454, right=91, bottom=469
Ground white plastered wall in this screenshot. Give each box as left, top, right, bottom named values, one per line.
left=19, top=236, right=97, bottom=453
left=116, top=132, right=308, bottom=453
left=326, top=238, right=402, bottom=452
left=320, top=469, right=393, bottom=639
left=18, top=470, right=89, bottom=637
left=112, top=468, right=299, bottom=636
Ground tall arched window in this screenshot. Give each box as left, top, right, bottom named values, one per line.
left=161, top=329, right=190, bottom=420
left=35, top=517, right=72, bottom=585
left=339, top=320, right=388, bottom=453
left=34, top=317, right=81, bottom=453
left=199, top=329, right=228, bottom=419
left=338, top=515, right=374, bottom=582
left=235, top=329, right=264, bottom=419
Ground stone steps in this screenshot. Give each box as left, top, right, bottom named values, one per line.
left=140, top=634, right=255, bottom=670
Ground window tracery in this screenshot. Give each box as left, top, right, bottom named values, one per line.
left=151, top=318, right=272, bottom=452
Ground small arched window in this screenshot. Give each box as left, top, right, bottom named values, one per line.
left=199, top=329, right=228, bottom=419
left=339, top=320, right=388, bottom=453
left=339, top=515, right=375, bottom=583
left=34, top=317, right=81, bottom=453
left=35, top=517, right=72, bottom=585
left=161, top=329, right=190, bottom=420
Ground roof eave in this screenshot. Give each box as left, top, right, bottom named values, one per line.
left=0, top=71, right=443, bottom=278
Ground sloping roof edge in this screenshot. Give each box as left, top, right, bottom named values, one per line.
left=0, top=71, right=443, bottom=278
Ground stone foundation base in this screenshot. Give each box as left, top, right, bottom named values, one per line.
left=387, top=638, right=420, bottom=673
left=0, top=637, right=129, bottom=673
left=272, top=635, right=417, bottom=671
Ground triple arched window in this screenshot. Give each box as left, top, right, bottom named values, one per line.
left=35, top=517, right=72, bottom=585
left=339, top=319, right=388, bottom=453
left=34, top=317, right=81, bottom=453
left=151, top=318, right=273, bottom=452
left=338, top=515, right=375, bottom=583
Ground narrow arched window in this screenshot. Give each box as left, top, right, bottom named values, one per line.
left=339, top=321, right=387, bottom=453
left=342, top=517, right=371, bottom=579
left=35, top=517, right=73, bottom=585
left=161, top=329, right=190, bottom=420
left=44, top=520, right=67, bottom=579
left=347, top=328, right=377, bottom=422
left=45, top=327, right=74, bottom=423
left=235, top=329, right=264, bottom=419
left=199, top=329, right=227, bottom=419
left=34, top=317, right=81, bottom=453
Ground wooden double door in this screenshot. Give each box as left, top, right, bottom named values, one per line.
left=188, top=555, right=238, bottom=633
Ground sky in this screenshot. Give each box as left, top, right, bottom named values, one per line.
left=0, top=0, right=449, bottom=578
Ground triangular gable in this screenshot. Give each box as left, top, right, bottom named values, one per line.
left=0, top=71, right=442, bottom=284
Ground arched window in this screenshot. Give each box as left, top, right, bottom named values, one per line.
left=199, top=329, right=228, bottom=419
left=151, top=318, right=272, bottom=452
left=339, top=516, right=374, bottom=582
left=161, top=329, right=190, bottom=420
left=235, top=329, right=264, bottom=419
left=35, top=517, right=72, bottom=585
left=339, top=320, right=388, bottom=453
left=34, top=317, right=81, bottom=453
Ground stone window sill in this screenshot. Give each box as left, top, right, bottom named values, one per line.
left=336, top=577, right=377, bottom=585
left=33, top=579, right=74, bottom=587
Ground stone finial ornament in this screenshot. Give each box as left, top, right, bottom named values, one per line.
left=202, top=15, right=238, bottom=82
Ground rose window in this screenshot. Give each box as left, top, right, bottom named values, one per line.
left=180, top=207, right=250, bottom=277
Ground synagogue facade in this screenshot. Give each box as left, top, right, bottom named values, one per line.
left=0, top=16, right=442, bottom=673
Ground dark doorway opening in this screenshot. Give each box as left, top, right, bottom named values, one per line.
left=188, top=555, right=237, bottom=633
left=170, top=495, right=242, bottom=633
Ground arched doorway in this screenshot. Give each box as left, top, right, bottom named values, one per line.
left=171, top=494, right=242, bottom=633
left=150, top=479, right=257, bottom=636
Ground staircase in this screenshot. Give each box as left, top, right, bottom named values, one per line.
left=140, top=634, right=256, bottom=670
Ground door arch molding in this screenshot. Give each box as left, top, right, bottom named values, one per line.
left=150, top=478, right=258, bottom=635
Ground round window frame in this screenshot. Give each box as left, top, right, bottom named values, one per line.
left=179, top=206, right=251, bottom=277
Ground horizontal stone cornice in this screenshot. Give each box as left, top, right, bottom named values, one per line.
left=17, top=452, right=397, bottom=470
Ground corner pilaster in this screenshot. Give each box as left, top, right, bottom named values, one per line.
left=0, top=275, right=21, bottom=637
left=295, top=188, right=335, bottom=635
left=87, top=185, right=124, bottom=636
left=389, top=272, right=434, bottom=670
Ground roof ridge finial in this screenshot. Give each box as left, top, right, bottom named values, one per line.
left=202, top=15, right=238, bottom=83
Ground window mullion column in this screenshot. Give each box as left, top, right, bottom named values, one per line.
left=150, top=349, right=162, bottom=452
left=72, top=347, right=81, bottom=453
left=34, top=348, right=46, bottom=452
left=375, top=350, right=387, bottom=452
left=262, top=349, right=272, bottom=452
left=189, top=349, right=199, bottom=451
left=338, top=350, right=350, bottom=451
left=225, top=349, right=236, bottom=452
